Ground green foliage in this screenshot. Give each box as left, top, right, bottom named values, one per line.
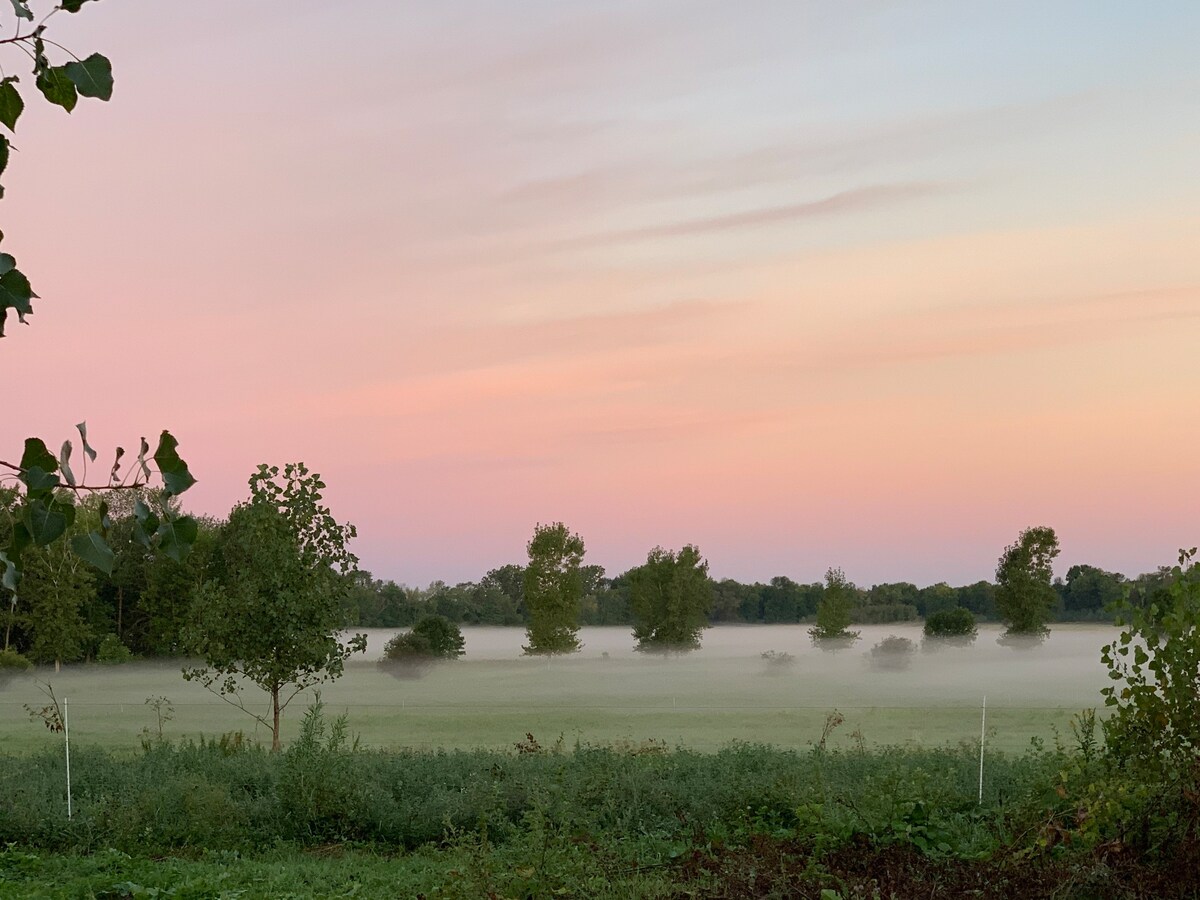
left=184, top=463, right=365, bottom=750
left=1101, top=548, right=1200, bottom=770
left=995, top=525, right=1060, bottom=634
left=627, top=544, right=713, bottom=652
left=384, top=614, right=466, bottom=660
left=95, top=633, right=133, bottom=665
left=522, top=522, right=585, bottom=655
left=810, top=567, right=860, bottom=643
left=0, top=647, right=31, bottom=670
left=2, top=427, right=197, bottom=602
left=924, top=606, right=977, bottom=637
left=1060, top=564, right=1125, bottom=620
left=0, top=0, right=111, bottom=336
left=0, top=739, right=1046, bottom=858
left=21, top=530, right=93, bottom=669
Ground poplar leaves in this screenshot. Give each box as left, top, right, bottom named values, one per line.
left=0, top=0, right=113, bottom=335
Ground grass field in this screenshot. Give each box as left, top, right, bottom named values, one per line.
left=0, top=624, right=1116, bottom=754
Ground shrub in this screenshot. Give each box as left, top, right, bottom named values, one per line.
left=868, top=635, right=916, bottom=670
left=923, top=607, right=976, bottom=638
left=760, top=650, right=796, bottom=673
left=0, top=649, right=33, bottom=671
left=96, top=634, right=134, bottom=665
left=1102, top=548, right=1200, bottom=771
left=384, top=615, right=466, bottom=661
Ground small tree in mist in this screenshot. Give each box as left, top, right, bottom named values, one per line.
left=522, top=522, right=585, bottom=655
left=994, top=525, right=1059, bottom=635
left=184, top=464, right=365, bottom=751
left=809, top=567, right=860, bottom=644
left=628, top=544, right=713, bottom=652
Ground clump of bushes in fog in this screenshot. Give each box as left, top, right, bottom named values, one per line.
left=383, top=615, right=466, bottom=661
left=923, top=606, right=977, bottom=638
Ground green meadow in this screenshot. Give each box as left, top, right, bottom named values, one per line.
left=1, top=624, right=1114, bottom=755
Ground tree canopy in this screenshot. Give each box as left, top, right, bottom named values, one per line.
left=628, top=544, right=713, bottom=652
left=522, top=522, right=585, bottom=655
left=994, top=525, right=1060, bottom=635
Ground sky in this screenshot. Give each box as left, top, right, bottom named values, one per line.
left=4, top=1, right=1199, bottom=588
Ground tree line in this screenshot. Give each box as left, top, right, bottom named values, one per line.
left=1, top=485, right=1167, bottom=669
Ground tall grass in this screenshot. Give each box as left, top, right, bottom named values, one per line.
left=0, top=700, right=1055, bottom=858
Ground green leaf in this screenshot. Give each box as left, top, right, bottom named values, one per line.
left=60, top=0, right=97, bottom=10
left=153, top=431, right=196, bottom=496
left=71, top=531, right=115, bottom=574
left=0, top=268, right=35, bottom=327
left=136, top=437, right=151, bottom=482
left=109, top=446, right=125, bottom=484
left=19, top=438, right=57, bottom=477
left=8, top=1, right=32, bottom=21
left=76, top=421, right=97, bottom=462
left=0, top=549, right=19, bottom=592
left=133, top=499, right=160, bottom=546
left=64, top=53, right=112, bottom=102
left=59, top=440, right=76, bottom=486
left=157, top=514, right=198, bottom=562
left=0, top=254, right=14, bottom=276
left=36, top=66, right=78, bottom=112
left=23, top=498, right=72, bottom=545
left=0, top=81, right=23, bottom=131
left=0, top=134, right=7, bottom=195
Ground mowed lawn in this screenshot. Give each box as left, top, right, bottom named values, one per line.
left=0, top=624, right=1116, bottom=755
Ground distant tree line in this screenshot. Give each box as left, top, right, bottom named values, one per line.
left=0, top=486, right=1170, bottom=669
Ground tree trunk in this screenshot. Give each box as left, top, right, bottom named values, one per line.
left=55, top=658, right=61, bottom=673
left=271, top=684, right=281, bottom=752
left=117, top=586, right=123, bottom=638
left=3, top=596, right=12, bottom=652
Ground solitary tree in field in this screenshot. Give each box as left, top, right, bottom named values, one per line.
left=994, top=525, right=1060, bottom=635
left=522, top=522, right=585, bottom=655
left=628, top=544, right=713, bottom=652
left=184, top=464, right=365, bottom=751
left=809, top=567, right=860, bottom=643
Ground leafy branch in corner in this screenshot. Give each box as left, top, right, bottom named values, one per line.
left=0, top=422, right=197, bottom=594
left=0, top=0, right=111, bottom=337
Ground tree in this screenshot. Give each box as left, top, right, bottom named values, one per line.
left=184, top=464, right=365, bottom=751
left=809, top=567, right=860, bottom=643
left=1060, top=564, right=1125, bottom=619
left=21, top=527, right=93, bottom=670
left=627, top=544, right=713, bottom=652
left=522, top=522, right=585, bottom=655
left=994, top=526, right=1060, bottom=635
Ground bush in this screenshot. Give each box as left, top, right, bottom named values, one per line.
left=382, top=615, right=465, bottom=667
left=96, top=634, right=134, bottom=665
left=868, top=635, right=916, bottom=670
left=760, top=650, right=796, bottom=673
left=923, top=607, right=976, bottom=638
left=0, top=649, right=33, bottom=672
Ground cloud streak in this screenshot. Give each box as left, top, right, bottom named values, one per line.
left=553, top=183, right=947, bottom=248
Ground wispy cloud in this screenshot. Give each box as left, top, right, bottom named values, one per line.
left=551, top=183, right=947, bottom=248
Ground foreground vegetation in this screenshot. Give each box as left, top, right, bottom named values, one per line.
left=1, top=701, right=1197, bottom=899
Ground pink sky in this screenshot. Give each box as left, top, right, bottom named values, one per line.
left=4, top=1, right=1199, bottom=587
